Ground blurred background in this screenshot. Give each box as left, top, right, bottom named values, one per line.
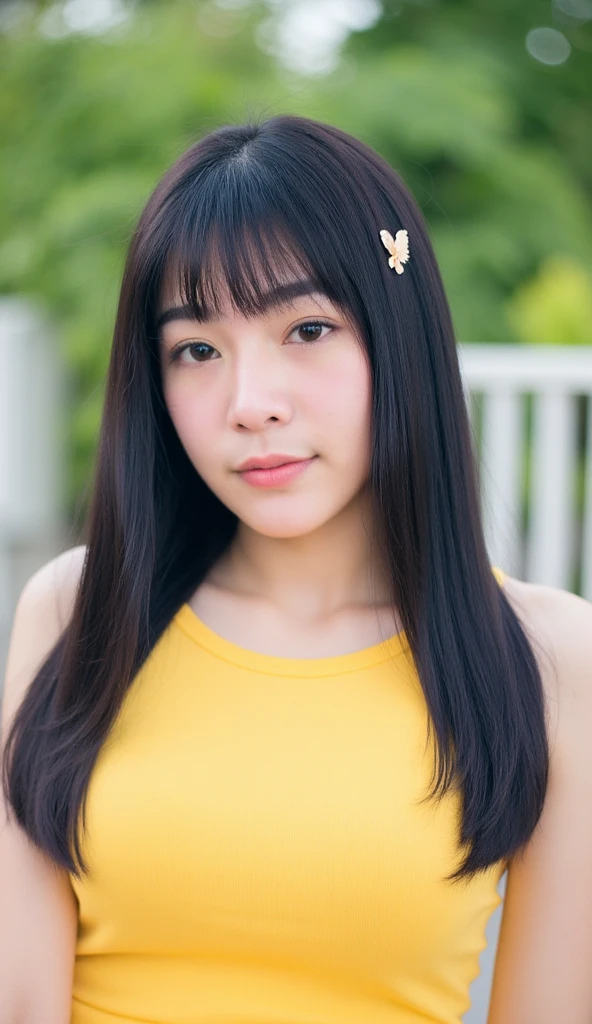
left=1, top=0, right=591, bottom=1019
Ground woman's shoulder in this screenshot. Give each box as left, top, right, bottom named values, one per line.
left=497, top=570, right=592, bottom=753
left=3, top=545, right=87, bottom=717
left=18, top=544, right=87, bottom=632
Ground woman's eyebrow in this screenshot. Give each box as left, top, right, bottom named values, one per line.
left=156, top=278, right=328, bottom=330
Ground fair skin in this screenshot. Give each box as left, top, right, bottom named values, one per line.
left=2, top=278, right=592, bottom=1020
left=157, top=273, right=404, bottom=657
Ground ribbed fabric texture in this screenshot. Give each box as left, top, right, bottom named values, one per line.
left=69, top=566, right=508, bottom=1024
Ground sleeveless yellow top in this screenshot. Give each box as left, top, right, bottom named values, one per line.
left=69, top=566, right=508, bottom=1024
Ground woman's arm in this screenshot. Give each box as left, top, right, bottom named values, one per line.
left=0, top=547, right=85, bottom=1024
left=487, top=580, right=592, bottom=1024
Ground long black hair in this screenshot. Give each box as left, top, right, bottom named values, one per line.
left=2, top=112, right=550, bottom=884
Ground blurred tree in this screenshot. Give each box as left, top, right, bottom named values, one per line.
left=291, top=0, right=592, bottom=343
left=0, top=0, right=591, bottom=513
left=506, top=255, right=592, bottom=345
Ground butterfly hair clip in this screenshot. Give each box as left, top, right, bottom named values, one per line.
left=379, top=228, right=410, bottom=274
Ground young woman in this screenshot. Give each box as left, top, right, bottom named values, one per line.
left=2, top=113, right=592, bottom=1024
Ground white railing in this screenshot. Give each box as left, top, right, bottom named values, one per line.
left=0, top=298, right=65, bottom=685
left=459, top=344, right=592, bottom=601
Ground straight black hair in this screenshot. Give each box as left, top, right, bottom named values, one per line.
left=2, top=113, right=550, bottom=884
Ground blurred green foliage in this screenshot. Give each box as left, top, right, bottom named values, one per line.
left=0, top=0, right=591, bottom=512
left=507, top=256, right=592, bottom=345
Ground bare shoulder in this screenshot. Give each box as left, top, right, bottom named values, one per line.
left=2, top=544, right=87, bottom=727
left=499, top=569, right=591, bottom=654
left=18, top=543, right=88, bottom=632
left=498, top=572, right=592, bottom=753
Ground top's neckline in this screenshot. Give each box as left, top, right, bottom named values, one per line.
left=173, top=603, right=410, bottom=677
left=172, top=565, right=507, bottom=678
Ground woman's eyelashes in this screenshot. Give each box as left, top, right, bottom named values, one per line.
left=166, top=318, right=337, bottom=366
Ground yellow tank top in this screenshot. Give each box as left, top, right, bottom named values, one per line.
left=69, top=566, right=508, bottom=1024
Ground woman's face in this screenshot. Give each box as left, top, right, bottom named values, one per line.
left=157, top=272, right=374, bottom=539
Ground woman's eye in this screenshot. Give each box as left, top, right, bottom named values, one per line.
left=169, top=341, right=215, bottom=365
left=290, top=320, right=333, bottom=344
left=167, top=320, right=333, bottom=366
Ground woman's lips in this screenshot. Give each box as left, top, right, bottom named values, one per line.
left=237, top=456, right=317, bottom=487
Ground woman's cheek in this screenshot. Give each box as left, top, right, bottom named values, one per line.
left=165, top=382, right=216, bottom=457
